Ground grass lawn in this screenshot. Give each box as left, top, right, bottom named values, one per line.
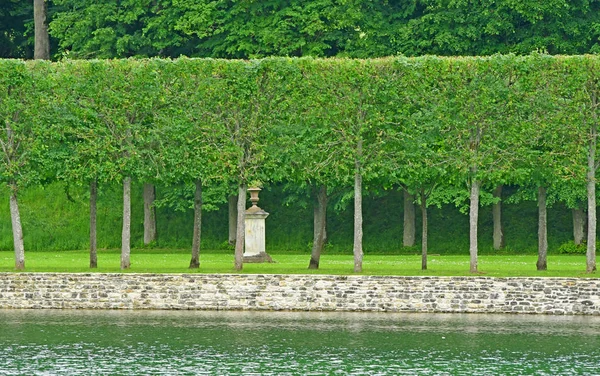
left=0, top=249, right=597, bottom=277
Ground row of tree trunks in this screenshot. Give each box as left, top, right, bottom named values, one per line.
left=91, top=179, right=595, bottom=273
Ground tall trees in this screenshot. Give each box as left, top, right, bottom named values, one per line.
left=2, top=56, right=600, bottom=272
left=204, top=60, right=278, bottom=271
left=51, top=61, right=112, bottom=268
left=270, top=58, right=336, bottom=270
left=546, top=56, right=600, bottom=273
left=0, top=60, right=47, bottom=269
left=68, top=60, right=158, bottom=270
left=298, top=60, right=388, bottom=272
left=383, top=56, right=447, bottom=270
left=153, top=58, right=232, bottom=269
left=437, top=57, right=523, bottom=273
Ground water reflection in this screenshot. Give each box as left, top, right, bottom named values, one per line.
left=1, top=310, right=599, bottom=375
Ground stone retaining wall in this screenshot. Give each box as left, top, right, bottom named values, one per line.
left=1, top=273, right=599, bottom=315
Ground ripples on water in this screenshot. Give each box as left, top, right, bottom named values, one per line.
left=0, top=310, right=599, bottom=375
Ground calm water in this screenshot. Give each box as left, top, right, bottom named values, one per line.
left=0, top=310, right=599, bottom=375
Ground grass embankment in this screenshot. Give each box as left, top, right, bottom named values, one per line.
left=0, top=250, right=596, bottom=277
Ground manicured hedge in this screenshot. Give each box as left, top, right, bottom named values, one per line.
left=1, top=55, right=598, bottom=271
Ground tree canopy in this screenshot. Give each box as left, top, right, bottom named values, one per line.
left=2, top=0, right=599, bottom=59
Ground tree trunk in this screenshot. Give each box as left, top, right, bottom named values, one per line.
left=190, top=179, right=202, bottom=268
left=573, top=208, right=587, bottom=246
left=90, top=179, right=98, bottom=269
left=492, top=185, right=504, bottom=250
left=421, top=190, right=428, bottom=271
left=403, top=188, right=416, bottom=247
left=234, top=184, right=246, bottom=271
left=353, top=141, right=364, bottom=273
left=143, top=183, right=157, bottom=245
left=469, top=180, right=480, bottom=273
left=9, top=181, right=24, bottom=270
left=587, top=120, right=597, bottom=273
left=537, top=186, right=548, bottom=271
left=121, top=176, right=131, bottom=270
left=309, top=185, right=327, bottom=269
left=33, top=0, right=50, bottom=60
left=228, top=195, right=237, bottom=245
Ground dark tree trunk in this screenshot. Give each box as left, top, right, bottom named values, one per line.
left=90, top=179, right=98, bottom=269
left=143, top=183, right=157, bottom=245
left=234, top=184, right=246, bottom=271
left=537, top=186, right=548, bottom=271
left=403, top=189, right=416, bottom=247
left=421, top=190, right=428, bottom=271
left=572, top=208, right=587, bottom=246
left=228, top=195, right=237, bottom=245
left=33, top=0, right=50, bottom=60
left=492, top=185, right=504, bottom=250
left=121, top=176, right=131, bottom=270
left=190, top=179, right=202, bottom=269
left=309, top=185, right=327, bottom=269
left=469, top=180, right=480, bottom=273
left=9, top=181, right=24, bottom=270
left=353, top=141, right=364, bottom=273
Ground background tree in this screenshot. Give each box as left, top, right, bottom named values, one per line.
left=33, top=0, right=50, bottom=59
left=396, top=0, right=600, bottom=56
left=0, top=0, right=31, bottom=58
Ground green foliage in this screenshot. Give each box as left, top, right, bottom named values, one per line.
left=0, top=0, right=32, bottom=58
left=557, top=242, right=587, bottom=255
left=0, top=55, right=598, bottom=260
left=32, top=0, right=600, bottom=59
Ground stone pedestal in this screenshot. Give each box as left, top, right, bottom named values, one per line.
left=243, top=189, right=272, bottom=263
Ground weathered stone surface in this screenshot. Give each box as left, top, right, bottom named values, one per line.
left=0, top=273, right=599, bottom=315
left=243, top=253, right=273, bottom=263
left=244, top=210, right=269, bottom=258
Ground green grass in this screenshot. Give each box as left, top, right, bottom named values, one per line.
left=0, top=249, right=596, bottom=278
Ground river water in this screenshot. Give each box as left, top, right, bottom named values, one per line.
left=0, top=310, right=599, bottom=375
